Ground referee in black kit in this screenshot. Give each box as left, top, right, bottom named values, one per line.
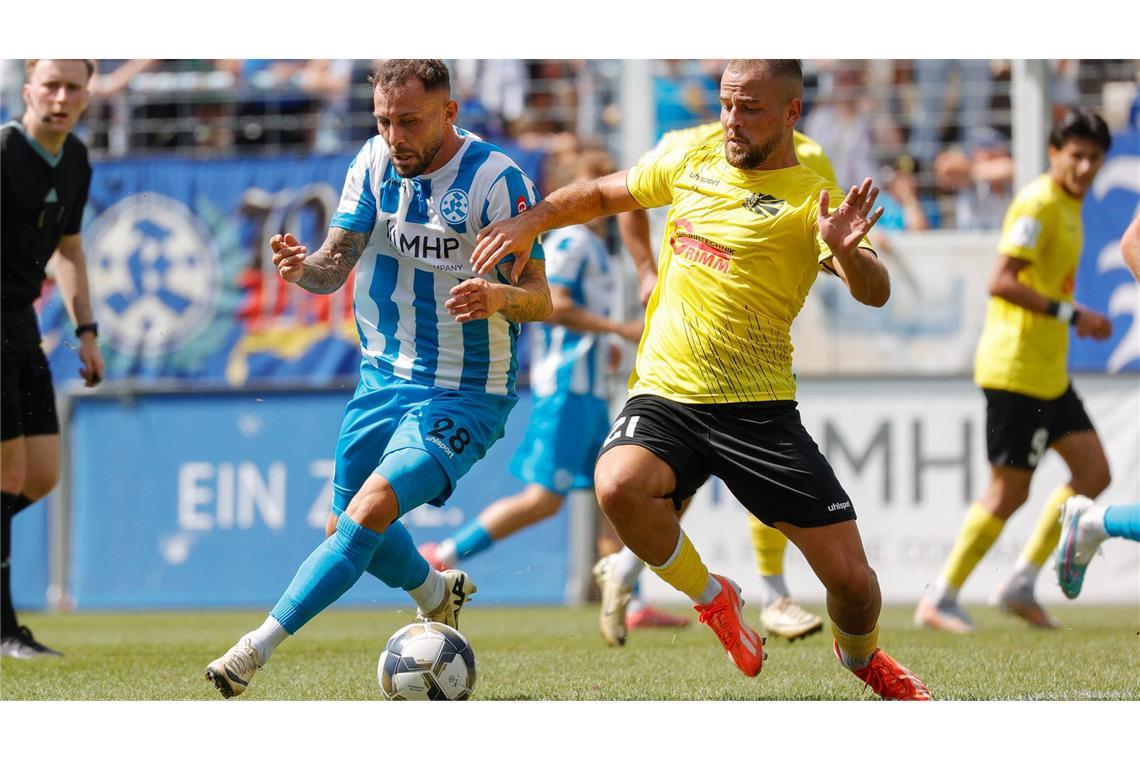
left=2, top=59, right=104, bottom=658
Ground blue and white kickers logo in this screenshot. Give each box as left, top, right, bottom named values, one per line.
left=85, top=193, right=222, bottom=358
left=440, top=189, right=470, bottom=225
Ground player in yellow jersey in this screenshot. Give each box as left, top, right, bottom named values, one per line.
left=471, top=59, right=930, bottom=699
left=915, top=108, right=1114, bottom=633
left=593, top=121, right=836, bottom=648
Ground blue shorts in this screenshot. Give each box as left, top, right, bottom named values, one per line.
left=509, top=392, right=610, bottom=495
left=333, top=362, right=518, bottom=512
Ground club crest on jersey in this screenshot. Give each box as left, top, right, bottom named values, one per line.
left=743, top=192, right=785, bottom=218
left=669, top=218, right=734, bottom=274
left=440, top=189, right=470, bottom=224
left=516, top=195, right=529, bottom=214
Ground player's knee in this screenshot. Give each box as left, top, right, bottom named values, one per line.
left=22, top=462, right=59, bottom=502
left=594, top=467, right=642, bottom=521
left=345, top=481, right=400, bottom=533
left=530, top=493, right=564, bottom=520
left=1, top=449, right=26, bottom=495
left=829, top=561, right=878, bottom=607
left=1079, top=460, right=1111, bottom=498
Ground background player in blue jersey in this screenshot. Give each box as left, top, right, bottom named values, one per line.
left=417, top=149, right=685, bottom=634
left=205, top=60, right=551, bottom=698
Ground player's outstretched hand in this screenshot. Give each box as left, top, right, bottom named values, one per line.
left=471, top=217, right=536, bottom=283
left=1073, top=305, right=1113, bottom=340
left=819, top=177, right=884, bottom=257
left=446, top=277, right=508, bottom=323
left=271, top=232, right=308, bottom=283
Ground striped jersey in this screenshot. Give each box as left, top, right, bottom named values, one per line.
left=331, top=128, right=543, bottom=397
left=530, top=225, right=613, bottom=400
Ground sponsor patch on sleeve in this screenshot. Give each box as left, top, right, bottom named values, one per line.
left=1004, top=215, right=1042, bottom=250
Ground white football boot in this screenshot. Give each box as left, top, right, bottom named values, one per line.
left=593, top=554, right=633, bottom=647
left=205, top=637, right=261, bottom=699
left=416, top=569, right=477, bottom=629
left=759, top=597, right=824, bottom=641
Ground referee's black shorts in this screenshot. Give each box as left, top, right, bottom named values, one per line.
left=1, top=305, right=60, bottom=442
left=598, top=393, right=855, bottom=528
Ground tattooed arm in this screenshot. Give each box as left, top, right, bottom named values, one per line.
left=271, top=228, right=370, bottom=295
left=445, top=259, right=553, bottom=324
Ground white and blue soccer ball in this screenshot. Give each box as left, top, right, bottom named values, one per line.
left=377, top=621, right=477, bottom=701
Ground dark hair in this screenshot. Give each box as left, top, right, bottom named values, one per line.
left=369, top=59, right=450, bottom=95
left=24, top=59, right=96, bottom=83
left=1049, top=107, right=1112, bottom=153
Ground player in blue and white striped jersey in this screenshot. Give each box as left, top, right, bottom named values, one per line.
left=418, top=151, right=640, bottom=577
left=207, top=60, right=552, bottom=699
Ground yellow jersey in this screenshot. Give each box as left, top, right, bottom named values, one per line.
left=974, top=174, right=1083, bottom=399
left=651, top=121, right=839, bottom=186
left=626, top=140, right=864, bottom=404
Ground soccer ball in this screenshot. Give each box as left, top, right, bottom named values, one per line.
left=377, top=621, right=477, bottom=701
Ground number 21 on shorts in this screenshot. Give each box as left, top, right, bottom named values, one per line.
left=604, top=415, right=641, bottom=447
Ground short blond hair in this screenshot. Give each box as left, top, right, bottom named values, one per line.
left=24, top=59, right=96, bottom=83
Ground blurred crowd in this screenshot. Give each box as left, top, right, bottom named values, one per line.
left=2, top=58, right=1138, bottom=231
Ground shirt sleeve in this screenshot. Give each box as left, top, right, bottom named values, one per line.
left=625, top=147, right=688, bottom=210
left=997, top=191, right=1048, bottom=264
left=330, top=141, right=379, bottom=233
left=64, top=155, right=92, bottom=236
left=482, top=164, right=545, bottom=262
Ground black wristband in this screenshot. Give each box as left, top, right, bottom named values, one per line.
left=1069, top=308, right=1080, bottom=325
left=1045, top=300, right=1061, bottom=317
left=75, top=322, right=98, bottom=338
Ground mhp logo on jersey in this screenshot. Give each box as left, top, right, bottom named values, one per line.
left=1071, top=129, right=1140, bottom=374
left=440, top=188, right=470, bottom=225
left=84, top=193, right=222, bottom=358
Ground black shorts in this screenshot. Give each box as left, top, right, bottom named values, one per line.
left=598, top=394, right=855, bottom=528
left=1, top=306, right=59, bottom=441
left=983, top=384, right=1094, bottom=470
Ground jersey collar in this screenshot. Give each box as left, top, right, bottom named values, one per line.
left=8, top=120, right=65, bottom=168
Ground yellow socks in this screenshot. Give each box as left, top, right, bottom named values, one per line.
left=749, top=516, right=787, bottom=575
left=832, top=621, right=879, bottom=671
left=1020, top=485, right=1075, bottom=568
left=940, top=503, right=1006, bottom=590
left=650, top=531, right=716, bottom=605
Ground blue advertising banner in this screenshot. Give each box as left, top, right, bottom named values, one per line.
left=66, top=388, right=570, bottom=608
left=1072, top=129, right=1140, bottom=373
left=39, top=142, right=544, bottom=388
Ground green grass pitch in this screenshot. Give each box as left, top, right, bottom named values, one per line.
left=2, top=604, right=1137, bottom=700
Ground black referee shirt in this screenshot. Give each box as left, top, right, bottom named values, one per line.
left=1, top=120, right=92, bottom=309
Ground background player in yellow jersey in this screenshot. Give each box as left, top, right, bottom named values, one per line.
left=916, top=108, right=1113, bottom=633
left=472, top=59, right=930, bottom=699
left=594, top=120, right=839, bottom=647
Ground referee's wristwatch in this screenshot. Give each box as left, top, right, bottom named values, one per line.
left=75, top=322, right=99, bottom=338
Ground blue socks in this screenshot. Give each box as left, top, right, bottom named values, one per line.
left=453, top=521, right=494, bottom=560
left=366, top=519, right=430, bottom=591
left=269, top=449, right=452, bottom=634
left=1104, top=503, right=1140, bottom=541
left=270, top=513, right=385, bottom=634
